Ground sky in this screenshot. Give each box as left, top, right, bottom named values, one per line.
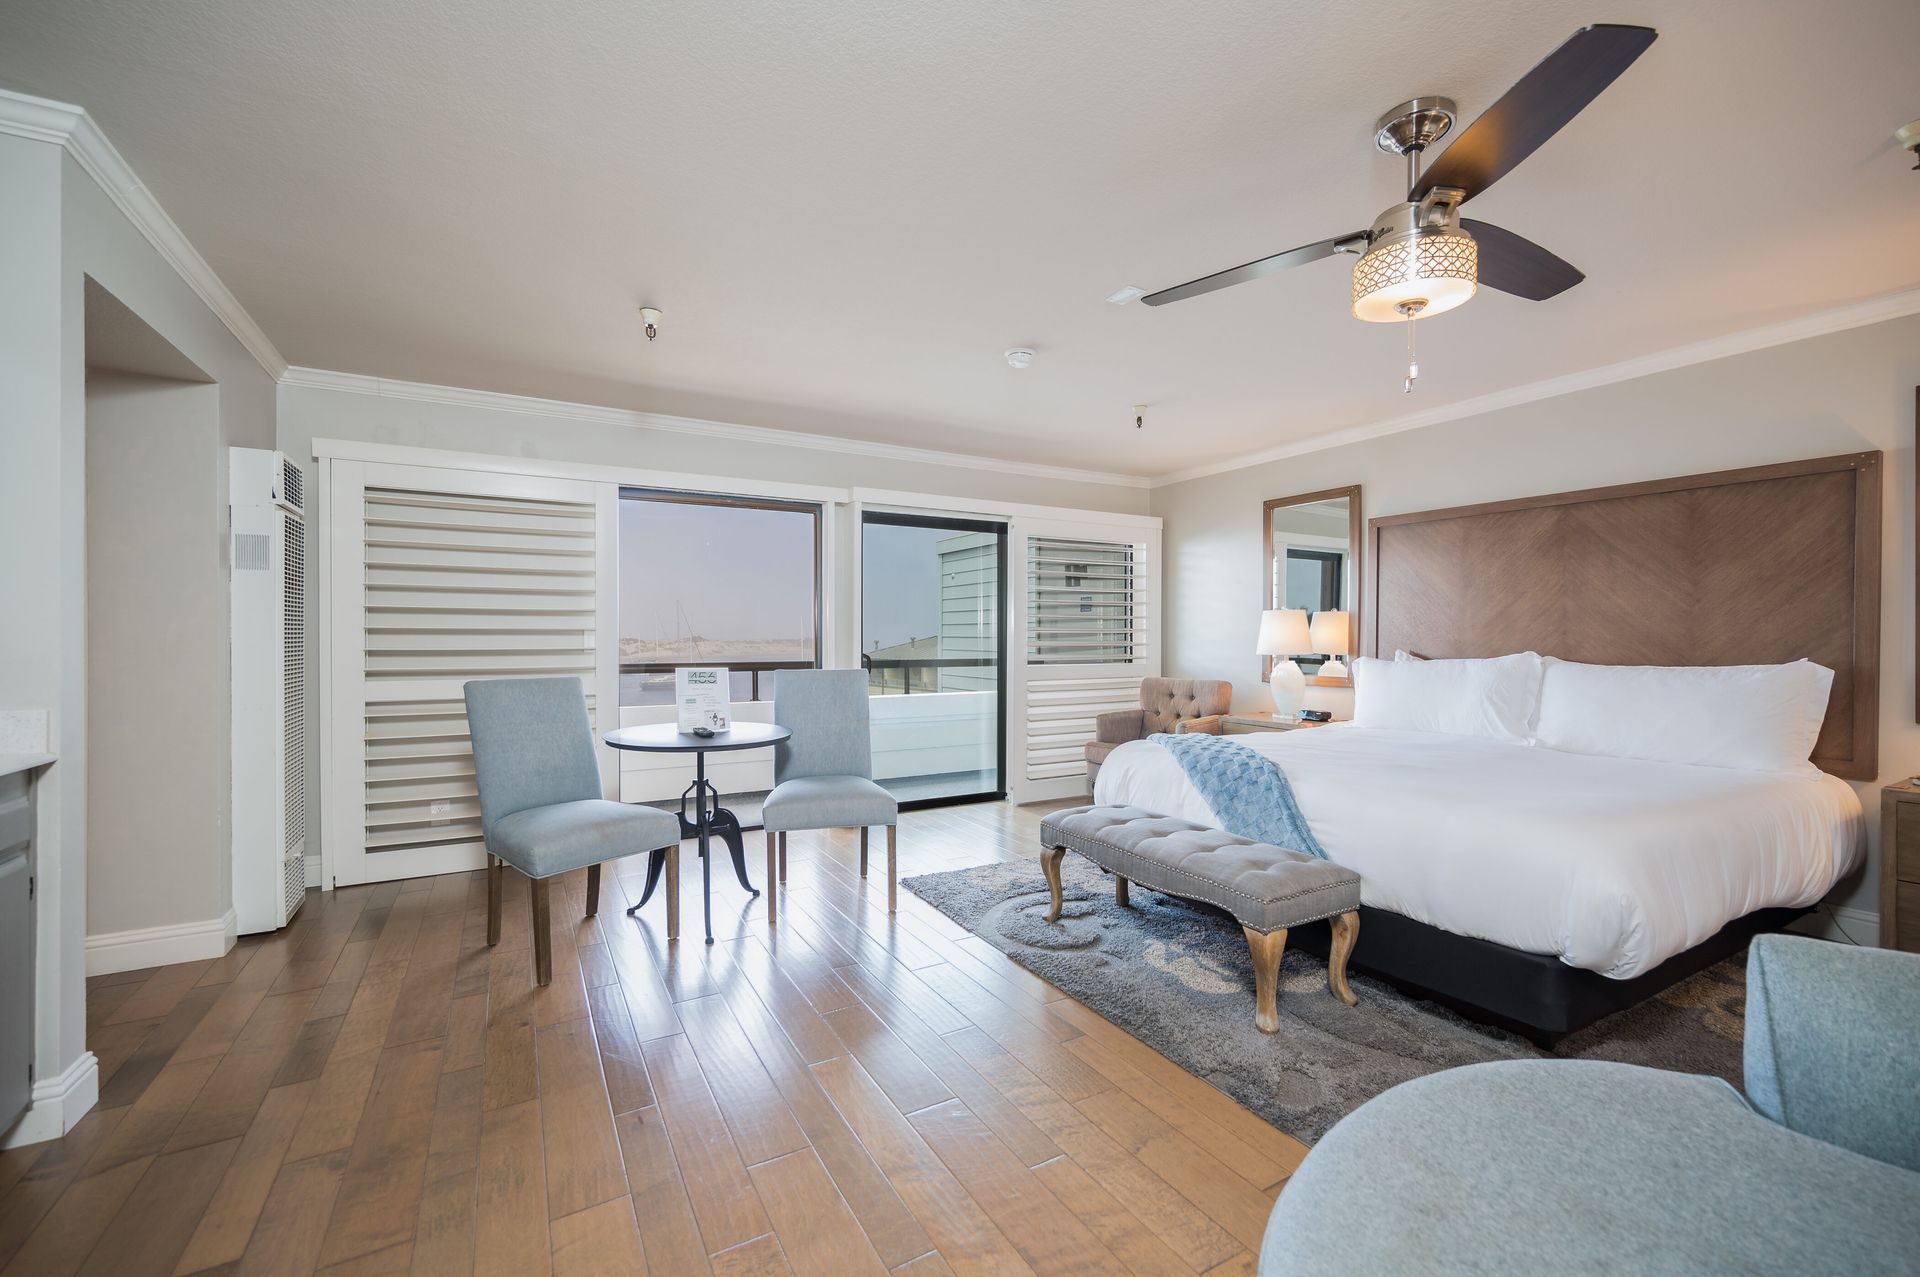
left=618, top=499, right=950, bottom=654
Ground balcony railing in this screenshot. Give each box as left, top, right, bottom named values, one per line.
left=619, top=659, right=813, bottom=704
left=618, top=656, right=1002, bottom=703
left=860, top=655, right=997, bottom=695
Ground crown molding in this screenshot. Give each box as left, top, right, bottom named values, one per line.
left=1151, top=285, right=1920, bottom=488
left=280, top=366, right=1154, bottom=490
left=0, top=87, right=288, bottom=380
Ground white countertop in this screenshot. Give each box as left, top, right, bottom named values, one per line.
left=0, top=753, right=55, bottom=779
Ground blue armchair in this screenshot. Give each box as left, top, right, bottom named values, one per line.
left=1258, top=934, right=1920, bottom=1274
left=761, top=669, right=898, bottom=922
left=464, top=677, right=684, bottom=983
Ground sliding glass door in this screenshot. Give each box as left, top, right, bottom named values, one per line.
left=860, top=512, right=1007, bottom=805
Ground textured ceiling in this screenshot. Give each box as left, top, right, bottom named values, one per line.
left=4, top=1, right=1915, bottom=477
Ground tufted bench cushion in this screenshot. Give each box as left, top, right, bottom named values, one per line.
left=1038, top=804, right=1363, bottom=1031
left=1039, top=805, right=1359, bottom=931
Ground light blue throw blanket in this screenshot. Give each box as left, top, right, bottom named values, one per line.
left=1148, top=732, right=1328, bottom=860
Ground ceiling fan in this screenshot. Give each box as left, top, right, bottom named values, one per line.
left=1141, top=24, right=1658, bottom=388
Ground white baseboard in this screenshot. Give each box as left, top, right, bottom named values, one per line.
left=84, top=908, right=237, bottom=976
left=2, top=1051, right=98, bottom=1149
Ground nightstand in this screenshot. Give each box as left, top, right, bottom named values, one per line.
left=1879, top=782, right=1920, bottom=952
left=1221, top=713, right=1330, bottom=735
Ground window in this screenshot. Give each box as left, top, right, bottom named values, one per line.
left=618, top=489, right=821, bottom=703
left=1026, top=535, right=1138, bottom=664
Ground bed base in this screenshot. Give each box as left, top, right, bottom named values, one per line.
left=1285, top=903, right=1812, bottom=1047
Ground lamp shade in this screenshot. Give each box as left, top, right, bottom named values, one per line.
left=1351, top=230, right=1477, bottom=323
left=1308, top=610, right=1351, bottom=654
left=1256, top=609, right=1311, bottom=657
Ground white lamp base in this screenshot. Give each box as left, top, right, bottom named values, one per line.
left=1269, top=659, right=1306, bottom=721
left=1320, top=657, right=1349, bottom=680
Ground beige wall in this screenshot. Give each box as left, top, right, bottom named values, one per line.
left=1151, top=311, right=1920, bottom=923
left=85, top=370, right=227, bottom=938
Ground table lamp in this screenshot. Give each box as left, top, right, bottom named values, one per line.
left=1257, top=608, right=1312, bottom=720
left=1309, top=610, right=1352, bottom=680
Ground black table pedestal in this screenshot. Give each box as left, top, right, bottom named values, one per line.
left=624, top=748, right=758, bottom=944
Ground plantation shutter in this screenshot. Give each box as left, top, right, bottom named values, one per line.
left=1010, top=524, right=1159, bottom=799
left=324, top=461, right=616, bottom=885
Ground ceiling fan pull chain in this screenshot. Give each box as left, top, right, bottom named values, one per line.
left=1404, top=311, right=1419, bottom=393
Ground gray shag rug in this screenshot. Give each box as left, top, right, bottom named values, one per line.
left=904, top=857, right=1748, bottom=1144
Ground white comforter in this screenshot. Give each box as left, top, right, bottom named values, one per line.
left=1092, top=725, right=1863, bottom=978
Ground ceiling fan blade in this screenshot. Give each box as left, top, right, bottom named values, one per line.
left=1141, top=233, right=1367, bottom=306
left=1414, top=24, right=1656, bottom=203
left=1463, top=219, right=1583, bottom=300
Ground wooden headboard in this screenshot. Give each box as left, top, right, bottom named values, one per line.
left=1366, top=453, right=1882, bottom=779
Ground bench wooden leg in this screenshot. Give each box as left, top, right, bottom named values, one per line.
left=859, top=826, right=869, bottom=877
left=1328, top=910, right=1360, bottom=1006
left=486, top=855, right=503, bottom=946
left=531, top=877, right=553, bottom=986
left=886, top=824, right=897, bottom=914
left=1244, top=925, right=1288, bottom=1033
left=1041, top=846, right=1067, bottom=923
left=1114, top=875, right=1130, bottom=908
left=585, top=863, right=600, bottom=917
left=766, top=832, right=778, bottom=925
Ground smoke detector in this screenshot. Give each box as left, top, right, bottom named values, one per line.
left=1004, top=348, right=1035, bottom=369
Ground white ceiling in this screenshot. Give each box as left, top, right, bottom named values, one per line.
left=4, top=1, right=1915, bottom=478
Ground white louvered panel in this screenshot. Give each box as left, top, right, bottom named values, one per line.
left=1023, top=674, right=1142, bottom=781
left=1026, top=536, right=1145, bottom=665
left=283, top=509, right=308, bottom=920
left=359, top=485, right=599, bottom=861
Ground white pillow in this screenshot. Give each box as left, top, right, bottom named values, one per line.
left=1533, top=659, right=1834, bottom=776
left=1350, top=652, right=1543, bottom=743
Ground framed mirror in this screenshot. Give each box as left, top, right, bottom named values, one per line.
left=1262, top=486, right=1362, bottom=684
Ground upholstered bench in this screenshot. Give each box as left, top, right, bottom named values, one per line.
left=1038, top=805, right=1362, bottom=1032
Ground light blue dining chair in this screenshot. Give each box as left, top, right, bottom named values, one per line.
left=464, top=677, right=684, bottom=983
left=762, top=668, right=898, bottom=921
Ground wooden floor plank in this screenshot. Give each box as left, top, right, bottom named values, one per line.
left=637, top=1034, right=771, bottom=1255
left=234, top=1148, right=351, bottom=1277
left=315, top=1039, right=445, bottom=1267
left=0, top=1155, right=151, bottom=1277
left=549, top=1196, right=648, bottom=1277
left=534, top=1018, right=630, bottom=1221
left=616, top=1107, right=713, bottom=1277
left=674, top=995, right=811, bottom=1168
left=6, top=801, right=1313, bottom=1277
left=748, top=1148, right=889, bottom=1277
left=907, top=1100, right=1122, bottom=1277
left=809, top=1056, right=1036, bottom=1277
left=172, top=1080, right=316, bottom=1275
left=473, top=1098, right=551, bottom=1277
left=76, top=1137, right=239, bottom=1277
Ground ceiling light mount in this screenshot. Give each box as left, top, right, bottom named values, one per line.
left=1374, top=96, right=1457, bottom=158
left=1133, top=403, right=1147, bottom=430
left=1004, top=347, right=1035, bottom=369
left=639, top=306, right=663, bottom=341
left=1899, top=119, right=1920, bottom=170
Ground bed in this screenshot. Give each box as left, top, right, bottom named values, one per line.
left=1094, top=724, right=1863, bottom=980
left=1119, top=453, right=1882, bottom=1040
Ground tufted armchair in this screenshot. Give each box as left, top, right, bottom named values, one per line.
left=1085, top=677, right=1233, bottom=789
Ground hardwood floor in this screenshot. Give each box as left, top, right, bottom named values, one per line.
left=2, top=800, right=1306, bottom=1276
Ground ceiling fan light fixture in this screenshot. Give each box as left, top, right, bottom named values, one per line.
left=1350, top=227, right=1478, bottom=323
